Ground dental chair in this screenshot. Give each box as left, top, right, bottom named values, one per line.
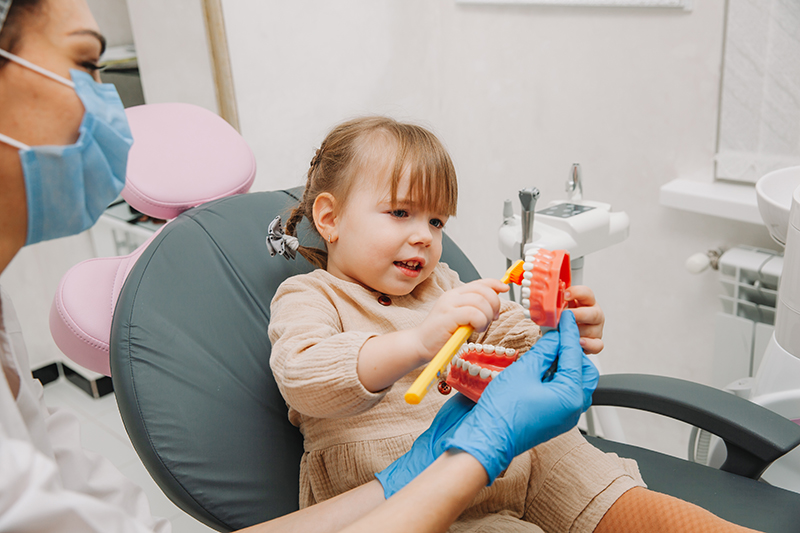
left=51, top=105, right=800, bottom=532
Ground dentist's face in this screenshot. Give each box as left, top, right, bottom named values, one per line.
left=0, top=0, right=105, bottom=258
left=0, top=0, right=105, bottom=147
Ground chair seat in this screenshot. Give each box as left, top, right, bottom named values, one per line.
left=588, top=436, right=800, bottom=532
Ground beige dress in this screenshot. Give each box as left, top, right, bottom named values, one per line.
left=269, top=264, right=644, bottom=532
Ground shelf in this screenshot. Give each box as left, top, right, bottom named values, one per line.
left=658, top=178, right=763, bottom=225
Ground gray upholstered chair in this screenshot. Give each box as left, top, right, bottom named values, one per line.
left=111, top=187, right=800, bottom=532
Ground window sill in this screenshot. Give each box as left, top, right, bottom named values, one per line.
left=658, top=178, right=762, bottom=225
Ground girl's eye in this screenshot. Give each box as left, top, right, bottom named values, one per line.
left=430, top=218, right=445, bottom=229
left=391, top=209, right=409, bottom=218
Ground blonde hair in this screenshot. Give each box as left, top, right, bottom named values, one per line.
left=285, top=116, right=458, bottom=269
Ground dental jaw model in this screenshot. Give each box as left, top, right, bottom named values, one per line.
left=444, top=248, right=571, bottom=402
left=404, top=248, right=572, bottom=404
left=446, top=344, right=519, bottom=403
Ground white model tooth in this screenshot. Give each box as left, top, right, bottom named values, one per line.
left=522, top=279, right=531, bottom=287
left=479, top=367, right=492, bottom=380
left=505, top=348, right=516, bottom=357
left=460, top=344, right=468, bottom=354
left=522, top=299, right=530, bottom=308
left=452, top=356, right=460, bottom=368
left=491, top=370, right=499, bottom=379
left=523, top=271, right=533, bottom=280
left=468, top=343, right=475, bottom=351
left=468, top=363, right=480, bottom=376
left=484, top=344, right=495, bottom=354
left=523, top=310, right=530, bottom=319
left=474, top=343, right=482, bottom=353
left=523, top=261, right=533, bottom=271
left=521, top=288, right=530, bottom=299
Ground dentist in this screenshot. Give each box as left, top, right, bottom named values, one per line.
left=0, top=1, right=597, bottom=531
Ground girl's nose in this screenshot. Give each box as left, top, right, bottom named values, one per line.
left=410, top=220, right=433, bottom=246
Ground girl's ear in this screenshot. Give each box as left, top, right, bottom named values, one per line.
left=312, top=192, right=337, bottom=242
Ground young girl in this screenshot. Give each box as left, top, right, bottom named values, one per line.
left=268, top=116, right=644, bottom=532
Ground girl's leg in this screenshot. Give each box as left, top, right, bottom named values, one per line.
left=594, top=487, right=762, bottom=533
left=448, top=513, right=544, bottom=533
left=522, top=428, right=645, bottom=533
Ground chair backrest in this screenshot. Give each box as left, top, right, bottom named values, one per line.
left=50, top=103, right=255, bottom=376
left=110, top=188, right=480, bottom=531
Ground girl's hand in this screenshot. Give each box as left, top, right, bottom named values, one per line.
left=413, top=279, right=509, bottom=363
left=565, top=285, right=605, bottom=354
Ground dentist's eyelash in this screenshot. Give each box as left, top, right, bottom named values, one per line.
left=82, top=62, right=105, bottom=72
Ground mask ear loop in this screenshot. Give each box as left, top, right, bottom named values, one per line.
left=0, top=132, right=30, bottom=150
left=0, top=48, right=75, bottom=88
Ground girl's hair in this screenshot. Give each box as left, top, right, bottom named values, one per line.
left=0, top=0, right=44, bottom=69
left=286, top=116, right=458, bottom=269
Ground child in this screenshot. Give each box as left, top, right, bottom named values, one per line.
left=268, top=116, right=643, bottom=532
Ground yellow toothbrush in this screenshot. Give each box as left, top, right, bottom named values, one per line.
left=404, top=260, right=525, bottom=405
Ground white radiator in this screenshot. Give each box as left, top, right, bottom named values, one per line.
left=711, top=246, right=783, bottom=389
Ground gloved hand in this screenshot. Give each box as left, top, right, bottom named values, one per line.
left=375, top=393, right=475, bottom=499
left=440, top=310, right=598, bottom=483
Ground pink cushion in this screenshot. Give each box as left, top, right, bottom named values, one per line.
left=50, top=230, right=160, bottom=376
left=51, top=102, right=257, bottom=376
left=122, top=103, right=256, bottom=220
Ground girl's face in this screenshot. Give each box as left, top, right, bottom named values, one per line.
left=325, top=167, right=450, bottom=296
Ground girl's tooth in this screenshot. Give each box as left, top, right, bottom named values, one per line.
left=474, top=344, right=482, bottom=353
left=468, top=363, right=480, bottom=376
left=479, top=367, right=491, bottom=380
left=484, top=344, right=495, bottom=354
left=491, top=370, right=499, bottom=379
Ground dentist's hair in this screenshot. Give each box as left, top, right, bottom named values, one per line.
left=0, top=0, right=43, bottom=69
left=285, top=116, right=458, bottom=269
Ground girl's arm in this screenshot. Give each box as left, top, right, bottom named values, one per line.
left=357, top=279, right=508, bottom=392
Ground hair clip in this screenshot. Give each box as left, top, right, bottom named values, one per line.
left=266, top=215, right=299, bottom=260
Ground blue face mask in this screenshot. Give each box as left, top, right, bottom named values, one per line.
left=0, top=48, right=133, bottom=245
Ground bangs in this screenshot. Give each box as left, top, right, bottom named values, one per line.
left=387, top=124, right=458, bottom=217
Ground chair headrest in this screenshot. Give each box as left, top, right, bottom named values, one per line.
left=123, top=103, right=256, bottom=220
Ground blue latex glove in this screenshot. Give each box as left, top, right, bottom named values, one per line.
left=440, top=310, right=598, bottom=483
left=375, top=393, right=474, bottom=499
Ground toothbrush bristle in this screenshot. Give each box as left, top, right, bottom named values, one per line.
left=502, top=260, right=525, bottom=285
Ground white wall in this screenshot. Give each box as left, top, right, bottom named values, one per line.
left=219, top=0, right=779, bottom=458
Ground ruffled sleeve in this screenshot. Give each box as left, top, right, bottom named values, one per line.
left=269, top=275, right=388, bottom=419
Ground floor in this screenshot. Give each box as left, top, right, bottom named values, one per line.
left=42, top=377, right=216, bottom=533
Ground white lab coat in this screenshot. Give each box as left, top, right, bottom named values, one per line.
left=0, top=289, right=171, bottom=533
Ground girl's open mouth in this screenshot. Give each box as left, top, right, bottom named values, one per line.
left=445, top=343, right=519, bottom=402
left=394, top=260, right=423, bottom=272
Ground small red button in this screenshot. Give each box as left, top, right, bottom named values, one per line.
left=378, top=295, right=392, bottom=306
